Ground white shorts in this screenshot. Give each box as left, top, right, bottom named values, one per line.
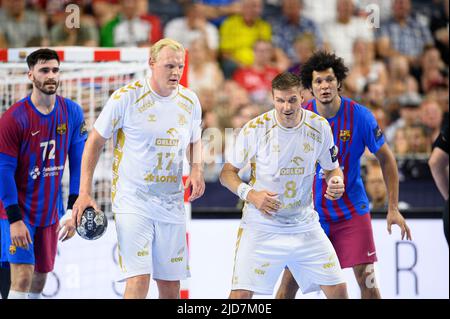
left=232, top=227, right=345, bottom=295
left=114, top=213, right=190, bottom=282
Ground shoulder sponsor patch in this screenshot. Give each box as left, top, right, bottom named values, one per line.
left=80, top=120, right=88, bottom=135
left=374, top=126, right=383, bottom=141
left=329, top=145, right=338, bottom=162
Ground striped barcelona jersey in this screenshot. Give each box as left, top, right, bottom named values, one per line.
left=304, top=97, right=385, bottom=224
left=0, top=95, right=86, bottom=227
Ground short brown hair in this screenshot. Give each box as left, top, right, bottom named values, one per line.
left=272, top=72, right=302, bottom=92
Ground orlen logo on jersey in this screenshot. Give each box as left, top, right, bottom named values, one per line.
left=29, top=166, right=41, bottom=180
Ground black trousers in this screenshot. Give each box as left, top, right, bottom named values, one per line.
left=0, top=266, right=10, bottom=299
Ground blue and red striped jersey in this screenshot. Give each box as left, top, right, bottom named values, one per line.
left=304, top=97, right=385, bottom=223
left=0, top=95, right=86, bottom=227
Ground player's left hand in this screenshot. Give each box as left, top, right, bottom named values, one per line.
left=387, top=209, right=412, bottom=240
left=325, top=176, right=345, bottom=200
left=185, top=166, right=205, bottom=202
left=57, top=209, right=76, bottom=242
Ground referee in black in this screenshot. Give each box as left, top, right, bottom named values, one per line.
left=429, top=113, right=449, bottom=244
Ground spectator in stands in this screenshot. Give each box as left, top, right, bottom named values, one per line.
left=136, top=0, right=163, bottom=42
left=386, top=55, right=419, bottom=101
left=322, top=0, right=374, bottom=67
left=219, top=0, right=271, bottom=78
left=92, top=0, right=120, bottom=28
left=420, top=99, right=443, bottom=142
left=427, top=81, right=449, bottom=115
left=418, top=46, right=447, bottom=94
left=362, top=81, right=387, bottom=109
left=371, top=107, right=390, bottom=132
left=301, top=0, right=337, bottom=26
left=365, top=161, right=410, bottom=210
left=392, top=126, right=410, bottom=155
left=146, top=0, right=185, bottom=27
left=198, top=0, right=242, bottom=27
left=428, top=0, right=448, bottom=65
left=270, top=0, right=323, bottom=64
left=100, top=0, right=162, bottom=47
left=287, top=33, right=316, bottom=77
left=376, top=0, right=434, bottom=66
left=233, top=40, right=280, bottom=103
left=49, top=1, right=99, bottom=47
left=384, top=92, right=422, bottom=144
left=187, top=38, right=225, bottom=95
left=164, top=2, right=219, bottom=56
left=406, top=124, right=431, bottom=155
left=345, top=38, right=388, bottom=97
left=0, top=0, right=48, bottom=47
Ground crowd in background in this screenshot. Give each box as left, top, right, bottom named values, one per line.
left=0, top=0, right=448, bottom=209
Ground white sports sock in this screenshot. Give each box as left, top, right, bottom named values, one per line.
left=28, top=292, right=42, bottom=299
left=8, top=290, right=28, bottom=299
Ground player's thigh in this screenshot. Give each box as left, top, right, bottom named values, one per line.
left=0, top=219, right=36, bottom=267
left=114, top=213, right=155, bottom=276
left=232, top=227, right=287, bottom=295
left=287, top=228, right=345, bottom=294
left=152, top=221, right=189, bottom=281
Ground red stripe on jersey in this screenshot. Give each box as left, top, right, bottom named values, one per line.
left=342, top=155, right=357, bottom=216
left=339, top=100, right=347, bottom=160
left=330, top=120, right=345, bottom=220
left=26, top=100, right=40, bottom=225
left=304, top=101, right=314, bottom=112
left=320, top=174, right=332, bottom=221
left=341, top=103, right=357, bottom=217
left=41, top=165, right=52, bottom=227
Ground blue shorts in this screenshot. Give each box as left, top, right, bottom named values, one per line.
left=0, top=219, right=58, bottom=273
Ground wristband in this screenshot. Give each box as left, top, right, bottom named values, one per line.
left=6, top=204, right=22, bottom=224
left=237, top=183, right=254, bottom=201
left=67, top=194, right=78, bottom=210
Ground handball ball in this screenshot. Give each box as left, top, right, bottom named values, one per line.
left=76, top=207, right=108, bottom=240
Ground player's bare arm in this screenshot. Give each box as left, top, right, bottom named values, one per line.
left=323, top=167, right=345, bottom=201
left=220, top=163, right=281, bottom=216
left=375, top=144, right=412, bottom=240
left=185, top=140, right=205, bottom=202
left=72, top=128, right=107, bottom=226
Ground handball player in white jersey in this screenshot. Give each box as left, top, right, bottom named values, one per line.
left=220, top=72, right=348, bottom=298
left=72, top=38, right=204, bottom=299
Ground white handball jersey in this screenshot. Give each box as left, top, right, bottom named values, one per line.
left=228, top=109, right=339, bottom=233
left=94, top=78, right=202, bottom=224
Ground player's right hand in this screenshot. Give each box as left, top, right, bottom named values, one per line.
left=247, top=190, right=281, bottom=216
left=72, top=194, right=100, bottom=227
left=10, top=220, right=32, bottom=250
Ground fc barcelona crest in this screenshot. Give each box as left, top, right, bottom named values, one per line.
left=339, top=130, right=351, bottom=142
left=57, top=123, right=67, bottom=135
